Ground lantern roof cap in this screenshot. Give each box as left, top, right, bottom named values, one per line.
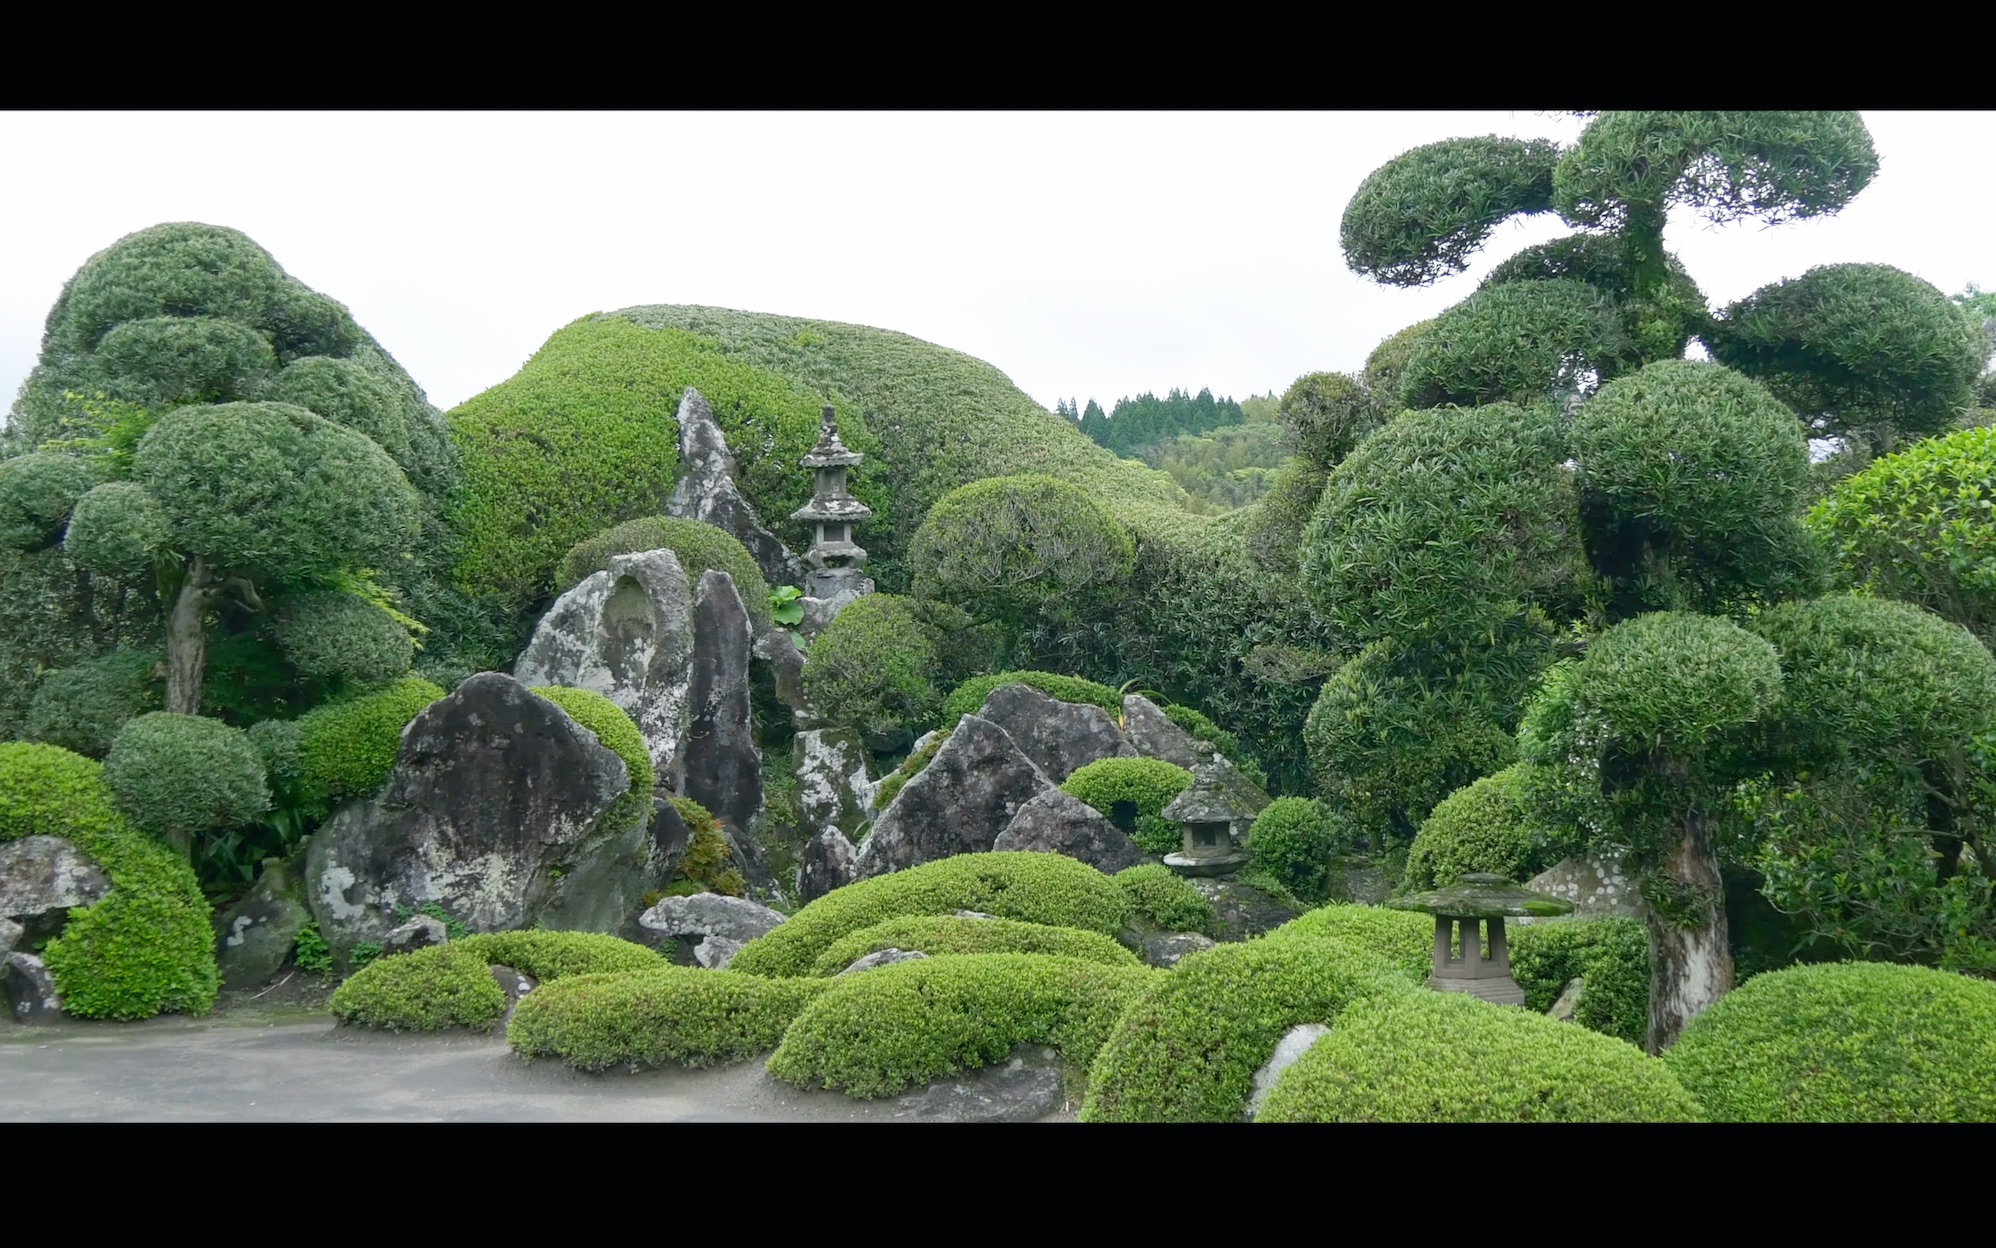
left=802, top=406, right=864, bottom=468
left=1162, top=758, right=1258, bottom=825
left=1387, top=873, right=1574, bottom=919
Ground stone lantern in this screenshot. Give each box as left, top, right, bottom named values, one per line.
left=1388, top=873, right=1573, bottom=1006
left=1160, top=758, right=1252, bottom=877
left=789, top=406, right=874, bottom=602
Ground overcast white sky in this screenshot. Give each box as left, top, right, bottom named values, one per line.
left=3, top=111, right=1992, bottom=417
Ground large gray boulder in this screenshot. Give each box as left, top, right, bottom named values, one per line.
left=796, top=828, right=858, bottom=904
left=992, top=788, right=1144, bottom=874
left=304, top=673, right=648, bottom=961
left=514, top=547, right=695, bottom=783
left=668, top=387, right=799, bottom=588
left=854, top=715, right=1053, bottom=878
left=213, top=859, right=311, bottom=990
left=638, top=892, right=786, bottom=969
left=1522, top=852, right=1648, bottom=923
left=1121, top=694, right=1207, bottom=769
left=681, top=570, right=763, bottom=840
left=795, top=728, right=875, bottom=839
left=3, top=952, right=61, bottom=1024
left=0, top=836, right=111, bottom=947
left=976, top=684, right=1133, bottom=782
left=890, top=1045, right=1068, bottom=1123
left=1246, top=1023, right=1330, bottom=1121
left=0, top=917, right=20, bottom=957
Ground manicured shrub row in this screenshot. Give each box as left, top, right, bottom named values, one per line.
left=1059, top=757, right=1193, bottom=856
left=1114, top=863, right=1216, bottom=935
left=329, top=929, right=663, bottom=1031
left=725, top=853, right=1130, bottom=979
left=768, top=953, right=1157, bottom=1098
left=451, top=930, right=663, bottom=981
left=507, top=966, right=831, bottom=1071
left=806, top=915, right=1140, bottom=976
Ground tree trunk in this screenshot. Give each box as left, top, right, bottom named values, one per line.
left=164, top=557, right=215, bottom=717
left=1646, top=809, right=1734, bottom=1055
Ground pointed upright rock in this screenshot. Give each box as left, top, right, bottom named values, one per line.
left=668, top=387, right=799, bottom=588
left=682, top=569, right=764, bottom=838
left=855, top=715, right=1053, bottom=878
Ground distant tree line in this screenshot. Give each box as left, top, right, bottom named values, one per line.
left=1059, top=388, right=1247, bottom=456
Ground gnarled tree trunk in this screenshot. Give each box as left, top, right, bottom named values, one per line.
left=164, top=556, right=217, bottom=717
left=1646, top=808, right=1734, bottom=1054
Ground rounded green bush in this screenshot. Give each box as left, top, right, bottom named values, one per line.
left=102, top=712, right=268, bottom=850
left=1247, top=797, right=1346, bottom=904
left=0, top=742, right=217, bottom=1019
left=1667, top=961, right=1996, bottom=1122
left=940, top=670, right=1123, bottom=725
left=449, top=930, right=661, bottom=981
left=556, top=515, right=773, bottom=632
left=508, top=966, right=831, bottom=1071
left=26, top=648, right=163, bottom=759
left=1257, top=990, right=1704, bottom=1122
left=908, top=474, right=1134, bottom=634
left=1114, top=863, right=1215, bottom=934
left=1402, top=279, right=1632, bottom=409
left=1360, top=319, right=1434, bottom=409
left=1480, top=234, right=1706, bottom=363
left=1406, top=764, right=1562, bottom=890
left=769, top=953, right=1156, bottom=1098
left=802, top=593, right=939, bottom=751
left=89, top=315, right=276, bottom=407
left=330, top=943, right=507, bottom=1031
left=0, top=451, right=96, bottom=550
left=246, top=717, right=302, bottom=794
left=266, top=355, right=408, bottom=458
left=1276, top=372, right=1375, bottom=470
left=1059, top=757, right=1193, bottom=855
left=62, top=481, right=168, bottom=577
left=1267, top=903, right=1433, bottom=982
left=273, top=591, right=413, bottom=689
left=1564, top=611, right=1783, bottom=749
left=727, top=852, right=1131, bottom=979
left=528, top=685, right=655, bottom=795
left=294, top=676, right=443, bottom=810
left=1340, top=135, right=1560, bottom=287
left=807, top=915, right=1141, bottom=976
left=1080, top=937, right=1411, bottom=1122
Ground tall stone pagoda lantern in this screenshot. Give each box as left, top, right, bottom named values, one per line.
left=790, top=406, right=875, bottom=603
left=1388, top=873, right=1573, bottom=1006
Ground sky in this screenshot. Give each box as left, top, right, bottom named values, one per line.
left=2, top=111, right=1993, bottom=417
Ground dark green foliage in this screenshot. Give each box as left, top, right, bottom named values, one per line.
left=1160, top=703, right=1267, bottom=789
left=1503, top=917, right=1652, bottom=1047
left=26, top=647, right=162, bottom=758
left=940, top=670, right=1123, bottom=724
left=726, top=852, right=1131, bottom=979
left=770, top=953, right=1155, bottom=1098
left=0, top=742, right=217, bottom=1019
left=1080, top=936, right=1412, bottom=1121
left=1405, top=765, right=1564, bottom=890
left=62, top=482, right=168, bottom=577
left=246, top=717, right=302, bottom=793
left=266, top=355, right=408, bottom=459
left=508, top=965, right=830, bottom=1070
left=1275, top=372, right=1375, bottom=470
left=1257, top=990, right=1703, bottom=1122
left=0, top=452, right=96, bottom=550
left=329, top=943, right=507, bottom=1031
left=1481, top=234, right=1708, bottom=365
left=273, top=592, right=413, bottom=689
left=293, top=677, right=443, bottom=811
left=1340, top=136, right=1561, bottom=286
left=1060, top=757, right=1194, bottom=855
left=1134, top=421, right=1286, bottom=514
left=102, top=712, right=267, bottom=849
left=1665, top=961, right=1996, bottom=1121
left=556, top=514, right=772, bottom=631
left=808, top=915, right=1141, bottom=976
left=88, top=316, right=276, bottom=408
left=1078, top=387, right=1244, bottom=456
left=1806, top=425, right=1996, bottom=645
left=0, top=540, right=162, bottom=743
left=1244, top=458, right=1329, bottom=578
left=1247, top=797, right=1346, bottom=904
left=450, top=930, right=662, bottom=981
left=1401, top=280, right=1632, bottom=409
left=1359, top=319, right=1433, bottom=408
left=802, top=593, right=940, bottom=752
left=1113, top=863, right=1216, bottom=934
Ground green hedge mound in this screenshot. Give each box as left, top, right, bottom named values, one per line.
left=1080, top=937, right=1412, bottom=1122
left=807, top=915, right=1141, bottom=977
left=1257, top=990, right=1705, bottom=1122
left=452, top=930, right=661, bottom=981
left=1059, top=758, right=1193, bottom=856
left=329, top=930, right=662, bottom=1032
left=1405, top=764, right=1562, bottom=889
left=1114, top=863, right=1216, bottom=935
left=1665, top=961, right=1996, bottom=1122
left=557, top=514, right=772, bottom=632
left=940, top=671, right=1124, bottom=725
left=507, top=966, right=831, bottom=1071
left=726, top=852, right=1131, bottom=979
left=768, top=953, right=1157, bottom=1098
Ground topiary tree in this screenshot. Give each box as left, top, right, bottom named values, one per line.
left=801, top=593, right=941, bottom=753
left=272, top=592, right=415, bottom=689
left=1246, top=797, right=1349, bottom=904
left=101, top=712, right=268, bottom=857
left=25, top=647, right=163, bottom=758
left=1274, top=372, right=1378, bottom=470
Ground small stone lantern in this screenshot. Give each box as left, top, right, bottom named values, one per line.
left=1387, top=873, right=1573, bottom=1006
left=789, top=406, right=874, bottom=602
left=1160, top=758, right=1252, bottom=877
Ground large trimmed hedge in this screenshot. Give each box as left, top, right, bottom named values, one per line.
left=807, top=915, right=1140, bottom=976
left=507, top=966, right=831, bottom=1071
left=725, top=852, right=1131, bottom=979
left=329, top=930, right=664, bottom=1032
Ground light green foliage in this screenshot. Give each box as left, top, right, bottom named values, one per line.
left=1257, top=990, right=1703, bottom=1122
left=726, top=852, right=1131, bottom=978
left=1708, top=263, right=1984, bottom=449
left=450, top=930, right=662, bottom=980
left=940, top=671, right=1123, bottom=724
left=802, top=594, right=940, bottom=752
left=1503, top=917, right=1652, bottom=1046
left=529, top=685, right=655, bottom=794
left=508, top=966, right=832, bottom=1071
left=102, top=712, right=268, bottom=848
left=1340, top=136, right=1561, bottom=286
left=768, top=953, right=1156, bottom=1097
left=1401, top=280, right=1632, bottom=409
left=669, top=797, right=743, bottom=897
left=1080, top=937, right=1411, bottom=1122
left=329, top=943, right=507, bottom=1031
left=1114, top=863, right=1216, bottom=934
left=1806, top=426, right=1996, bottom=645
left=1275, top=372, right=1376, bottom=470
left=1665, top=961, right=1996, bottom=1121
left=1059, top=757, right=1194, bottom=855
left=62, top=481, right=168, bottom=577
left=266, top=355, right=408, bottom=458
left=26, top=648, right=162, bottom=758
left=807, top=915, right=1141, bottom=976
left=556, top=514, right=772, bottom=631
left=292, top=924, right=333, bottom=975
left=273, top=592, right=413, bottom=689
left=1247, top=797, right=1348, bottom=904
left=293, top=677, right=443, bottom=811
left=0, top=742, right=217, bottom=1019
left=1137, top=421, right=1286, bottom=514
left=0, top=452, right=97, bottom=550
left=1161, top=703, right=1267, bottom=790
left=88, top=316, right=276, bottom=408
left=1266, top=903, right=1433, bottom=981
left=1405, top=765, right=1564, bottom=890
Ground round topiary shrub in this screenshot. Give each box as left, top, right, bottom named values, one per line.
left=1400, top=279, right=1632, bottom=409
left=508, top=966, right=832, bottom=1071
left=807, top=915, right=1141, bottom=976
left=1080, top=936, right=1412, bottom=1122
left=62, top=481, right=168, bottom=577
left=265, top=355, right=408, bottom=457
left=1059, top=757, right=1193, bottom=856
left=1405, top=764, right=1563, bottom=890
left=246, top=717, right=303, bottom=795
left=89, top=315, right=277, bottom=407
left=1247, top=797, right=1347, bottom=904
left=1340, top=135, right=1560, bottom=287
left=726, top=852, right=1131, bottom=979
left=802, top=593, right=940, bottom=752
left=25, top=648, right=163, bottom=759
left=1664, top=961, right=1996, bottom=1122
left=1256, top=990, right=1704, bottom=1122
left=0, top=451, right=96, bottom=550
left=939, top=670, right=1123, bottom=725
left=1114, top=863, right=1216, bottom=935
left=768, top=952, right=1156, bottom=1098
left=101, top=711, right=268, bottom=853
left=556, top=514, right=773, bottom=632
left=273, top=592, right=414, bottom=689
left=0, top=742, right=218, bottom=1019
left=329, top=943, right=508, bottom=1031
left=1275, top=371, right=1376, bottom=470
left=1267, top=903, right=1433, bottom=982
left=294, top=676, right=443, bottom=811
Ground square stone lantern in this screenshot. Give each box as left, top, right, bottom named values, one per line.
left=1387, top=873, right=1573, bottom=1006
left=1160, top=758, right=1252, bottom=877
